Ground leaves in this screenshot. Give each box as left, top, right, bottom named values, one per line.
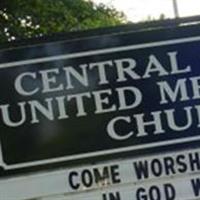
left=0, top=0, right=126, bottom=42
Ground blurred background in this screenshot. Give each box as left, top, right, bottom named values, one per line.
left=0, top=0, right=200, bottom=43
left=93, top=0, right=200, bottom=22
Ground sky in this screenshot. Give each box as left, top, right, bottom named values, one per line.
left=92, top=0, right=200, bottom=22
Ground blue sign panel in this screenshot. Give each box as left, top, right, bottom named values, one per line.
left=0, top=24, right=200, bottom=171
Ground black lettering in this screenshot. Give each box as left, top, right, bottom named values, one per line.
left=191, top=178, right=200, bottom=197
left=151, top=159, right=162, bottom=177
left=164, top=184, right=176, bottom=200
left=102, top=192, right=121, bottom=200
left=81, top=169, right=93, bottom=187
left=176, top=155, right=187, bottom=173
left=68, top=171, right=80, bottom=190
left=94, top=166, right=109, bottom=183
left=136, top=184, right=175, bottom=200
left=111, top=165, right=121, bottom=183
left=136, top=187, right=147, bottom=200
left=149, top=186, right=160, bottom=200
left=189, top=153, right=200, bottom=171
left=133, top=160, right=149, bottom=180
left=163, top=157, right=176, bottom=175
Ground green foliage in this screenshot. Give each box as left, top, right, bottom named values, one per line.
left=0, top=0, right=126, bottom=43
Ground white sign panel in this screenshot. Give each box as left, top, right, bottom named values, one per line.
left=40, top=174, right=200, bottom=200
left=1, top=148, right=200, bottom=200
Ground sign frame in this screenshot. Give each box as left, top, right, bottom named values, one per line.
left=1, top=17, right=200, bottom=172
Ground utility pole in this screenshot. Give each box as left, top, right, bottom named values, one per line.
left=173, top=0, right=179, bottom=18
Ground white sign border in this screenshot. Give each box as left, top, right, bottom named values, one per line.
left=1, top=35, right=200, bottom=170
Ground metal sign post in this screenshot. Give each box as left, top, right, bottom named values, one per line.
left=173, top=0, right=179, bottom=18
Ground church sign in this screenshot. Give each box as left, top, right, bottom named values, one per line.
left=0, top=24, right=200, bottom=170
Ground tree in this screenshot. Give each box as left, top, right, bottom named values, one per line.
left=0, top=0, right=126, bottom=43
